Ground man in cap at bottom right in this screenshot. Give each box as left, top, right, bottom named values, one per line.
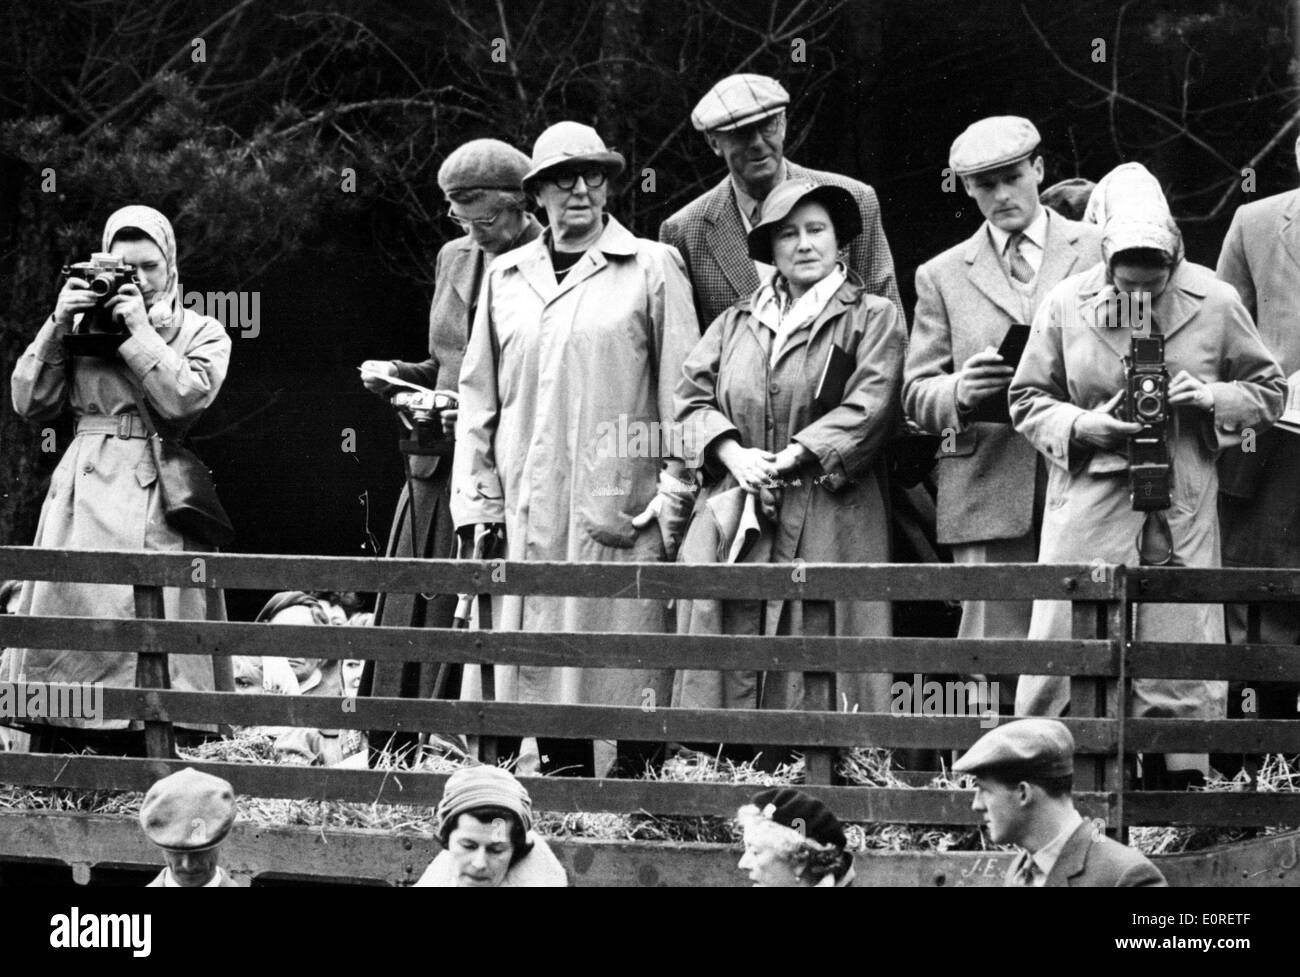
left=954, top=718, right=1166, bottom=887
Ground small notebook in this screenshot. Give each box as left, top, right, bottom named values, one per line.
left=814, top=343, right=854, bottom=413
left=969, top=323, right=1031, bottom=424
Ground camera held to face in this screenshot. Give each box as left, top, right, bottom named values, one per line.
left=392, top=388, right=457, bottom=457
left=1121, top=334, right=1172, bottom=512
left=61, top=252, right=139, bottom=357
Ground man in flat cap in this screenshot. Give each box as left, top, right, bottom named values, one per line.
left=954, top=719, right=1166, bottom=887
left=139, top=767, right=241, bottom=887
left=904, top=118, right=1102, bottom=699
left=659, top=72, right=902, bottom=331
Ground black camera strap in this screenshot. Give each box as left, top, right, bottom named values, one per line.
left=1131, top=315, right=1175, bottom=566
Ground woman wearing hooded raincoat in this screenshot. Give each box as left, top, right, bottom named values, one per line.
left=673, top=182, right=905, bottom=718
left=1008, top=165, right=1284, bottom=778
left=5, top=205, right=231, bottom=753
left=451, top=123, right=700, bottom=773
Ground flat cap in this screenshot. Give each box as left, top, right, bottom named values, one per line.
left=691, top=74, right=789, bottom=132
left=952, top=718, right=1075, bottom=779
left=139, top=768, right=237, bottom=851
left=437, top=138, right=532, bottom=194
left=949, top=116, right=1041, bottom=177
left=437, top=765, right=534, bottom=835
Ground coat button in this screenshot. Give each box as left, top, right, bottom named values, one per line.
left=769, top=383, right=780, bottom=395
left=82, top=462, right=94, bottom=473
left=86, top=404, right=100, bottom=414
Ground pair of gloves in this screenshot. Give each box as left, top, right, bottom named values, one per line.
left=630, top=469, right=697, bottom=561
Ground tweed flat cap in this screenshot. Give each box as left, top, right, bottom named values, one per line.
left=691, top=74, right=789, bottom=132
left=437, top=765, right=534, bottom=834
left=437, top=138, right=532, bottom=194
left=952, top=718, right=1075, bottom=779
left=949, top=116, right=1042, bottom=177
left=139, top=768, right=237, bottom=851
left=522, top=122, right=625, bottom=191
left=746, top=181, right=861, bottom=264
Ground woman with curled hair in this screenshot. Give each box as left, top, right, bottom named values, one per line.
left=5, top=204, right=231, bottom=757
left=414, top=765, right=567, bottom=887
left=736, top=787, right=856, bottom=887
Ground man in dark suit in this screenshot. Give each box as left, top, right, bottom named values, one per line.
left=904, top=118, right=1102, bottom=663
left=954, top=719, right=1166, bottom=887
left=659, top=73, right=902, bottom=331
left=1215, top=156, right=1300, bottom=721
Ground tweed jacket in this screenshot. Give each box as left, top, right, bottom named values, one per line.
left=902, top=210, right=1102, bottom=545
left=659, top=160, right=903, bottom=330
left=1005, top=820, right=1167, bottom=887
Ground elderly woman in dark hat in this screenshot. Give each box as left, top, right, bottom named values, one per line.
left=673, top=181, right=905, bottom=729
left=414, top=765, right=567, bottom=886
left=451, top=122, right=700, bottom=777
left=358, top=139, right=543, bottom=761
left=736, top=787, right=855, bottom=887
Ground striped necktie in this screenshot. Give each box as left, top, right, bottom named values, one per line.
left=1007, top=232, right=1034, bottom=284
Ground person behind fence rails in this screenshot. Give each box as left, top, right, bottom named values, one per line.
left=659, top=73, right=903, bottom=331
left=358, top=139, right=543, bottom=764
left=673, top=181, right=904, bottom=732
left=451, top=121, right=700, bottom=778
left=735, top=787, right=855, bottom=887
left=953, top=718, right=1166, bottom=887
left=5, top=204, right=231, bottom=758
left=1008, top=163, right=1285, bottom=786
left=903, top=118, right=1103, bottom=711
left=140, top=767, right=242, bottom=887
left=232, top=590, right=363, bottom=766
left=414, top=764, right=567, bottom=887
left=1213, top=133, right=1300, bottom=727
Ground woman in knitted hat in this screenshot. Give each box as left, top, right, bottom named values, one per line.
left=1009, top=163, right=1285, bottom=786
left=358, top=139, right=542, bottom=763
left=7, top=205, right=232, bottom=756
left=735, top=787, right=855, bottom=886
left=672, top=181, right=904, bottom=739
left=414, top=765, right=567, bottom=886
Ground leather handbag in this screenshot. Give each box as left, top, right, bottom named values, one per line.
left=128, top=384, right=236, bottom=549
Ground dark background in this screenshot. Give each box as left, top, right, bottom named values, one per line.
left=2, top=0, right=1297, bottom=619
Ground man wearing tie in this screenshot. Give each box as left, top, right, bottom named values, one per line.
left=904, top=118, right=1102, bottom=670
left=954, top=719, right=1166, bottom=887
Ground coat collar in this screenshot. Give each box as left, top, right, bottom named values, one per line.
left=736, top=271, right=869, bottom=367
left=505, top=214, right=638, bottom=305
left=1073, top=259, right=1208, bottom=359
left=1044, top=819, right=1099, bottom=887
left=1281, top=190, right=1300, bottom=273
left=451, top=214, right=543, bottom=305
left=964, top=209, right=1084, bottom=322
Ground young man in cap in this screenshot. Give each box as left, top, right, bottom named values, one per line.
left=659, top=72, right=902, bottom=330
left=904, top=118, right=1102, bottom=684
left=139, top=767, right=241, bottom=887
left=1214, top=135, right=1300, bottom=726
left=954, top=718, right=1166, bottom=887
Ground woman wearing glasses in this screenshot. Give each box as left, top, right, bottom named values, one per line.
left=452, top=122, right=700, bottom=777
left=358, top=139, right=542, bottom=761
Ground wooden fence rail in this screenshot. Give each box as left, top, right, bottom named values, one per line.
left=1, top=547, right=1299, bottom=864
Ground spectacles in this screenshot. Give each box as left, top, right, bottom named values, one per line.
left=447, top=207, right=509, bottom=230
left=546, top=168, right=608, bottom=191
left=724, top=113, right=784, bottom=140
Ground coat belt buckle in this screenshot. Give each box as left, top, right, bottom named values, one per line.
left=117, top=414, right=135, bottom=439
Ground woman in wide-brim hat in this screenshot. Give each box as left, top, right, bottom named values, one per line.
left=357, top=138, right=543, bottom=763
left=672, top=181, right=905, bottom=738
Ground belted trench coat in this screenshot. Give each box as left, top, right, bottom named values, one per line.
left=1008, top=260, right=1284, bottom=720
left=450, top=215, right=700, bottom=708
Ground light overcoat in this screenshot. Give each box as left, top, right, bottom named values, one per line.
left=1008, top=260, right=1285, bottom=718
left=451, top=216, right=700, bottom=708
left=6, top=309, right=231, bottom=729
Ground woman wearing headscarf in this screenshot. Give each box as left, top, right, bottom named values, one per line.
left=6, top=205, right=232, bottom=756
left=452, top=122, right=700, bottom=777
left=1009, top=164, right=1285, bottom=784
left=358, top=139, right=543, bottom=761
left=672, top=181, right=905, bottom=726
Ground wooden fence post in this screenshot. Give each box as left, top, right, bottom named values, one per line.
left=133, top=585, right=176, bottom=758
left=804, top=671, right=836, bottom=785
left=1069, top=588, right=1108, bottom=829
left=1107, top=566, right=1128, bottom=840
